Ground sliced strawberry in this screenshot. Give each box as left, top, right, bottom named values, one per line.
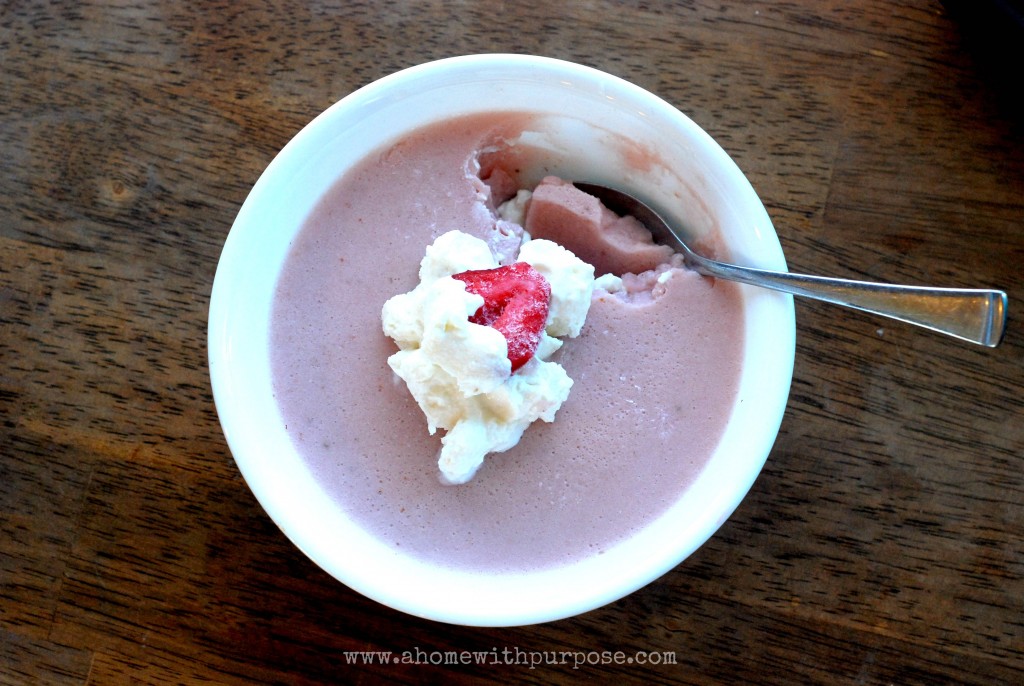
left=453, top=262, right=551, bottom=372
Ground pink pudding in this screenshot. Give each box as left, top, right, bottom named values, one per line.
left=269, top=112, right=745, bottom=573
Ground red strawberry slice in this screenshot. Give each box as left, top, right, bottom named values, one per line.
left=453, top=262, right=551, bottom=372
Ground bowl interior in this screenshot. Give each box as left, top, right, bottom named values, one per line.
left=209, top=54, right=795, bottom=626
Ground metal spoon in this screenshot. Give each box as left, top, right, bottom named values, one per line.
left=575, top=183, right=1008, bottom=347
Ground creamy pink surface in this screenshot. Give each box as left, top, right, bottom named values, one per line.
left=269, top=112, right=745, bottom=573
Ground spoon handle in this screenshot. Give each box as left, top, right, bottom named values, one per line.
left=687, top=255, right=1008, bottom=347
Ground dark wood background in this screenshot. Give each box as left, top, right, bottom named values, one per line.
left=2, top=1, right=1021, bottom=683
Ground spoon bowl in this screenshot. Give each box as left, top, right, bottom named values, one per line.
left=576, top=183, right=1008, bottom=347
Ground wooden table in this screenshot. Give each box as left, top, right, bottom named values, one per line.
left=3, top=1, right=1021, bottom=683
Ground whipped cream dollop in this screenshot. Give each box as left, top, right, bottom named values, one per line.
left=382, top=229, right=598, bottom=484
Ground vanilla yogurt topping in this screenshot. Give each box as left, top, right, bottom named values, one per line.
left=381, top=229, right=602, bottom=484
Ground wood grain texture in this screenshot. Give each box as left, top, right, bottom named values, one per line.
left=2, top=1, right=1021, bottom=683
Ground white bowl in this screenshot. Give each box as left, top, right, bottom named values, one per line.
left=209, top=54, right=795, bottom=626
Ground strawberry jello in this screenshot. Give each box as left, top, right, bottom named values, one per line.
left=269, top=111, right=746, bottom=572
left=212, top=55, right=795, bottom=626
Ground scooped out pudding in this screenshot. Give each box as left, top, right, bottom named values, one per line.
left=525, top=176, right=675, bottom=277
left=269, top=111, right=745, bottom=573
